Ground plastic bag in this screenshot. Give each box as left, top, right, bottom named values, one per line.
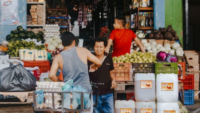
left=62, top=79, right=91, bottom=109
left=35, top=90, right=44, bottom=104
left=0, top=59, right=10, bottom=70
left=25, top=67, right=41, bottom=80
left=0, top=64, right=37, bottom=91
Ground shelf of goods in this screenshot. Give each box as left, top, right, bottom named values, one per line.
left=130, top=7, right=154, bottom=30
left=27, top=1, right=46, bottom=27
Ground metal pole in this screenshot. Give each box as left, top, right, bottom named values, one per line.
left=185, top=0, right=189, bottom=50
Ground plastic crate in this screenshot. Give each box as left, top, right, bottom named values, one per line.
left=178, top=62, right=186, bottom=80
left=180, top=74, right=194, bottom=90
left=22, top=61, right=50, bottom=73
left=155, top=63, right=178, bottom=75
left=132, top=63, right=155, bottom=73
left=126, top=93, right=135, bottom=101
left=183, top=90, right=194, bottom=105
left=113, top=63, right=132, bottom=82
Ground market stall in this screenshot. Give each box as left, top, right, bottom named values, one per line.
left=0, top=0, right=199, bottom=113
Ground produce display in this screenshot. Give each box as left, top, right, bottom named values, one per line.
left=6, top=26, right=44, bottom=42
left=112, top=52, right=157, bottom=63
left=141, top=39, right=184, bottom=56
left=148, top=25, right=179, bottom=40
left=7, top=40, right=45, bottom=57
left=44, top=34, right=64, bottom=52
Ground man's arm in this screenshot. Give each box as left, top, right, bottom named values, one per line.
left=86, top=49, right=101, bottom=67
left=134, top=37, right=146, bottom=52
left=105, top=39, right=113, bottom=54
left=49, top=55, right=60, bottom=82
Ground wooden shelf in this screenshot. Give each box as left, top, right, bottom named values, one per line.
left=27, top=2, right=44, bottom=4
left=138, top=27, right=154, bottom=30
left=138, top=7, right=154, bottom=11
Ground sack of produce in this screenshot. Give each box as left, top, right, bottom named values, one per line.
left=0, top=64, right=37, bottom=91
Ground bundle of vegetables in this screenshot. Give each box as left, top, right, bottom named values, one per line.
left=7, top=40, right=45, bottom=57
left=44, top=34, right=64, bottom=52
left=112, top=52, right=157, bottom=63
left=148, top=25, right=179, bottom=40
left=6, top=25, right=44, bottom=42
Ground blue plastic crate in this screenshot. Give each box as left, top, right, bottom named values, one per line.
left=180, top=90, right=194, bottom=105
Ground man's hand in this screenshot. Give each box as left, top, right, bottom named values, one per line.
left=110, top=80, right=117, bottom=89
left=90, top=63, right=98, bottom=71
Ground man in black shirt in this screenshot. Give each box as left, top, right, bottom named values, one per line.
left=89, top=38, right=116, bottom=113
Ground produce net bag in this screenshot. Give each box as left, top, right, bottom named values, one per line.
left=0, top=64, right=37, bottom=91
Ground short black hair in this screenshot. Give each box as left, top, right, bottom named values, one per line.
left=115, top=16, right=125, bottom=27
left=61, top=32, right=75, bottom=46
left=94, top=37, right=107, bottom=47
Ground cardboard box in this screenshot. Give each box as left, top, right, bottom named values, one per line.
left=195, top=73, right=200, bottom=82
left=37, top=11, right=43, bottom=17
left=32, top=21, right=38, bottom=25
left=31, top=13, right=37, bottom=18
left=194, top=81, right=199, bottom=90
left=194, top=90, right=199, bottom=100
left=186, top=64, right=199, bottom=73
left=31, top=5, right=37, bottom=9
left=184, top=51, right=199, bottom=65
left=31, top=18, right=37, bottom=22
left=30, top=9, right=36, bottom=13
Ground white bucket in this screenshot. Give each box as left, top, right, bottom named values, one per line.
left=157, top=73, right=178, bottom=102
left=157, top=102, right=179, bottom=113
left=135, top=73, right=155, bottom=102
left=115, top=100, right=135, bottom=113
left=136, top=102, right=156, bottom=113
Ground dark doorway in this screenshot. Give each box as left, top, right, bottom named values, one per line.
left=187, top=0, right=200, bottom=50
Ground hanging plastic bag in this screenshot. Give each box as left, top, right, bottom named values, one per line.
left=1, top=0, right=19, bottom=25
left=62, top=79, right=91, bottom=109
left=0, top=64, right=37, bottom=91
left=35, top=90, right=44, bottom=104
left=63, top=92, right=79, bottom=109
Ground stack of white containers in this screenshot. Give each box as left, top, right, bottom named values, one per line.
left=135, top=73, right=156, bottom=113
left=157, top=74, right=179, bottom=112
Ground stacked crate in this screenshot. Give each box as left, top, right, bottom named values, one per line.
left=184, top=51, right=200, bottom=99
left=112, top=63, right=132, bottom=82
left=30, top=5, right=44, bottom=25
left=180, top=74, right=195, bottom=105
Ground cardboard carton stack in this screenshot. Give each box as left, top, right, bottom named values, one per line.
left=184, top=51, right=200, bottom=99
left=30, top=5, right=44, bottom=25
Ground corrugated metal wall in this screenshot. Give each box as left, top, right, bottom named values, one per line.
left=0, top=0, right=27, bottom=43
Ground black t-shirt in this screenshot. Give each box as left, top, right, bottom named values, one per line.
left=88, top=54, right=114, bottom=95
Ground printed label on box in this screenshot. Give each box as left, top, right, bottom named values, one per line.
left=141, top=108, right=153, bottom=113
left=140, top=80, right=152, bottom=89
left=120, top=108, right=132, bottom=113
left=164, top=110, right=176, bottom=113
left=161, top=83, right=174, bottom=91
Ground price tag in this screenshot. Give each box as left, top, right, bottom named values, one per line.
left=120, top=108, right=132, bottom=113
left=141, top=108, right=153, bottom=113
left=140, top=80, right=152, bottom=89
left=164, top=110, right=176, bottom=113
left=161, top=83, right=174, bottom=91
